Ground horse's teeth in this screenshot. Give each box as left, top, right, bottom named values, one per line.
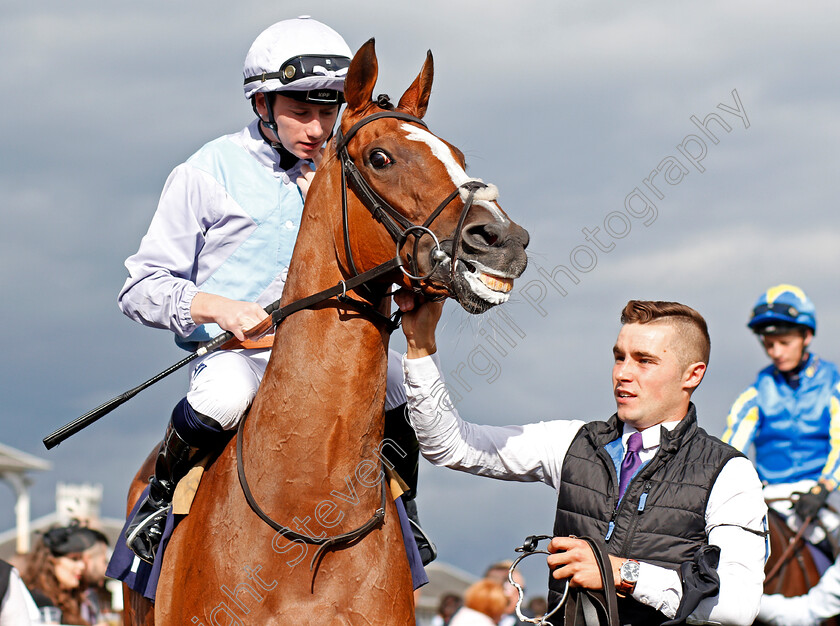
left=478, top=273, right=513, bottom=293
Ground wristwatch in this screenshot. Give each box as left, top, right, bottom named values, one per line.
left=617, top=559, right=640, bottom=596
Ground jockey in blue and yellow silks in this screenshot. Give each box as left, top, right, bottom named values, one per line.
left=725, top=357, right=840, bottom=487
left=723, top=284, right=840, bottom=555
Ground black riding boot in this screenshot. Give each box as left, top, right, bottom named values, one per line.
left=404, top=497, right=437, bottom=565
left=125, top=420, right=202, bottom=564
left=385, top=402, right=437, bottom=565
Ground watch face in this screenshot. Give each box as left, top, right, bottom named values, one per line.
left=621, top=560, right=640, bottom=583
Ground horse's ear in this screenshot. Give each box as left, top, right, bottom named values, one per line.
left=398, top=50, right=434, bottom=119
left=344, top=38, right=378, bottom=114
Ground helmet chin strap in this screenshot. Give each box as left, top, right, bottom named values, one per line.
left=252, top=93, right=302, bottom=170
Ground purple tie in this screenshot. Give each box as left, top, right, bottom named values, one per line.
left=618, top=432, right=643, bottom=500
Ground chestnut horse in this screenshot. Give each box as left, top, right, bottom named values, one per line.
left=123, top=39, right=529, bottom=625
left=759, top=502, right=839, bottom=626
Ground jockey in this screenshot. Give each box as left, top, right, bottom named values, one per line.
left=118, top=17, right=431, bottom=566
left=722, top=284, right=840, bottom=555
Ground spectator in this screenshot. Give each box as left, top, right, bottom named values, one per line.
left=21, top=523, right=98, bottom=625
left=483, top=561, right=526, bottom=626
left=449, top=580, right=508, bottom=625
left=430, top=592, right=462, bottom=626
left=525, top=596, right=547, bottom=620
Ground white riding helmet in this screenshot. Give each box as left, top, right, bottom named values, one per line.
left=243, top=16, right=352, bottom=103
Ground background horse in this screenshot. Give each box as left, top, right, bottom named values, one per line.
left=759, top=501, right=839, bottom=626
left=123, top=39, right=529, bottom=625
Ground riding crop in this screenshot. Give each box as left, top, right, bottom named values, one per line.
left=41, top=302, right=281, bottom=450
left=42, top=257, right=406, bottom=450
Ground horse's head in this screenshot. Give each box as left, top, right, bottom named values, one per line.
left=334, top=39, right=529, bottom=314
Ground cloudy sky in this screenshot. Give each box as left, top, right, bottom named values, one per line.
left=3, top=0, right=840, bottom=598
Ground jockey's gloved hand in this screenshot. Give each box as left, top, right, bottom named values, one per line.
left=795, top=483, right=831, bottom=520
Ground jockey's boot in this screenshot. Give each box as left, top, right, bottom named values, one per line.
left=125, top=419, right=202, bottom=564
left=404, top=497, right=437, bottom=566
left=383, top=402, right=437, bottom=566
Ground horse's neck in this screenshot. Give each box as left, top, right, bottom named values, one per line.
left=251, top=178, right=391, bottom=471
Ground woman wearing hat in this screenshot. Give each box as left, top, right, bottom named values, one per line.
left=20, top=523, right=100, bottom=624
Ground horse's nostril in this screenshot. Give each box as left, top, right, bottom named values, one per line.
left=465, top=223, right=502, bottom=248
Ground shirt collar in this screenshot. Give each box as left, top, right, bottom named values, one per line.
left=622, top=421, right=679, bottom=452
left=238, top=119, right=307, bottom=178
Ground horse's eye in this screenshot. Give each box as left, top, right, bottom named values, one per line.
left=369, top=149, right=393, bottom=169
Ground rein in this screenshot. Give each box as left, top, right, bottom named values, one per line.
left=765, top=512, right=813, bottom=583
left=232, top=259, right=402, bottom=571
left=509, top=535, right=620, bottom=626
left=235, top=103, right=489, bottom=566
left=236, top=414, right=389, bottom=571
left=763, top=496, right=834, bottom=585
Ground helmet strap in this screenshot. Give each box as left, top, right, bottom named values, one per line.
left=252, top=93, right=301, bottom=170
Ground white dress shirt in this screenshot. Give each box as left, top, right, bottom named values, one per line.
left=0, top=566, right=38, bottom=626
left=403, top=353, right=767, bottom=626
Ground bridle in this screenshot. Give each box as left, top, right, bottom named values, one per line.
left=335, top=96, right=490, bottom=303
left=509, top=535, right=566, bottom=625
left=236, top=99, right=492, bottom=569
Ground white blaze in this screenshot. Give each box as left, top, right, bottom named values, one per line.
left=400, top=123, right=507, bottom=223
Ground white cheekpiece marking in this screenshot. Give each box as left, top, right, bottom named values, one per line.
left=400, top=124, right=508, bottom=224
